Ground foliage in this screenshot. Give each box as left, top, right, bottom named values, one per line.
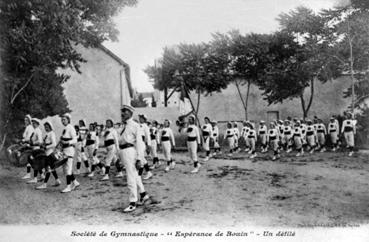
left=131, top=94, right=148, bottom=108
left=0, top=0, right=137, bottom=146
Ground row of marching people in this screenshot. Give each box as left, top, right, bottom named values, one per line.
left=222, top=113, right=357, bottom=159
left=13, top=106, right=152, bottom=212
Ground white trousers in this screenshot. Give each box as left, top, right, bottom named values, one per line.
left=227, top=137, right=234, bottom=150
left=86, top=145, right=99, bottom=165
left=306, top=135, right=316, bottom=147
left=260, top=134, right=267, bottom=145
left=161, top=141, right=172, bottom=161
left=138, top=142, right=148, bottom=165
left=104, top=145, right=117, bottom=166
left=330, top=132, right=339, bottom=144
left=187, top=141, right=198, bottom=162
left=118, top=147, right=145, bottom=203
left=294, top=136, right=302, bottom=149
left=344, top=131, right=354, bottom=147
left=150, top=140, right=158, bottom=158
left=211, top=137, right=220, bottom=149
left=202, top=136, right=210, bottom=151
left=75, top=142, right=87, bottom=162
left=63, top=157, right=74, bottom=175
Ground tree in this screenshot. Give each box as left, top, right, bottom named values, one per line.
left=258, top=7, right=342, bottom=119
left=213, top=31, right=271, bottom=119
left=131, top=94, right=148, bottom=108
left=0, top=0, right=137, bottom=149
left=145, top=43, right=230, bottom=124
left=321, top=3, right=369, bottom=113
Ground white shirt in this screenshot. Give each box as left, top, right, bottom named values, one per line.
left=22, top=125, right=34, bottom=142
left=159, top=127, right=176, bottom=146
left=233, top=127, right=240, bottom=138
left=43, top=131, right=57, bottom=156
left=86, top=131, right=99, bottom=149
left=225, top=128, right=234, bottom=139
left=341, top=119, right=356, bottom=134
left=139, top=123, right=151, bottom=145
left=258, top=125, right=268, bottom=136
left=119, top=118, right=145, bottom=160
left=241, top=126, right=249, bottom=138
left=306, top=125, right=316, bottom=136
left=30, top=127, right=43, bottom=148
left=61, top=124, right=77, bottom=146
left=268, top=128, right=279, bottom=141
left=201, top=123, right=212, bottom=137
left=328, top=122, right=339, bottom=133
left=316, top=123, right=327, bottom=134
left=186, top=124, right=200, bottom=144
left=211, top=126, right=219, bottom=140
left=104, top=128, right=119, bottom=149
left=150, top=127, right=159, bottom=143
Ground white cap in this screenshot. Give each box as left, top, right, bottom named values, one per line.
left=43, top=121, right=54, bottom=130
left=121, top=104, right=135, bottom=113
left=31, top=118, right=41, bottom=125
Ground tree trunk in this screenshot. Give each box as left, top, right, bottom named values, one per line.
left=300, top=94, right=307, bottom=119
left=299, top=79, right=315, bottom=119
left=235, top=80, right=247, bottom=119
left=0, top=133, right=7, bottom=152
left=185, top=88, right=201, bottom=127
left=244, top=80, right=251, bottom=120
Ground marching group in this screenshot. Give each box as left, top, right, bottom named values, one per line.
left=12, top=105, right=357, bottom=212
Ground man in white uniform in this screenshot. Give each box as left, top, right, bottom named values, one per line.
left=118, top=105, right=150, bottom=212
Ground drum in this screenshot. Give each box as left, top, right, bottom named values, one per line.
left=49, top=150, right=68, bottom=169
left=29, top=150, right=47, bottom=171
left=6, top=144, right=21, bottom=166
left=18, top=148, right=33, bottom=167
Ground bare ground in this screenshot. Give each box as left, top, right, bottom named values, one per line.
left=1, top=150, right=369, bottom=228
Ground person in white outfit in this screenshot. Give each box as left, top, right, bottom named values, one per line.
left=60, top=114, right=79, bottom=193
left=258, top=120, right=268, bottom=153
left=268, top=122, right=280, bottom=160
left=21, top=114, right=35, bottom=180
left=247, top=122, right=257, bottom=158
left=224, top=122, right=235, bottom=156
left=138, top=114, right=153, bottom=180
left=241, top=121, right=250, bottom=152
left=36, top=121, right=61, bottom=189
left=75, top=119, right=90, bottom=175
left=26, top=118, right=44, bottom=184
left=328, top=117, right=340, bottom=151
left=233, top=122, right=240, bottom=152
left=293, top=121, right=304, bottom=157
left=282, top=120, right=293, bottom=153
left=87, top=123, right=103, bottom=178
left=341, top=112, right=356, bottom=156
left=186, top=115, right=201, bottom=173
left=118, top=105, right=150, bottom=213
left=305, top=119, right=317, bottom=153
left=201, top=117, right=212, bottom=161
left=211, top=120, right=220, bottom=155
left=149, top=121, right=160, bottom=169
left=316, top=119, right=327, bottom=152
left=100, top=119, right=119, bottom=181
left=159, top=120, right=176, bottom=172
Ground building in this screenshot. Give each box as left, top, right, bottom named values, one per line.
left=154, top=88, right=181, bottom=107
left=60, top=44, right=133, bottom=125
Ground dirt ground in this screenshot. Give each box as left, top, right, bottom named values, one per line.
left=1, top=150, right=369, bottom=228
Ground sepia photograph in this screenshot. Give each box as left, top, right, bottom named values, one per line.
left=0, top=0, right=369, bottom=241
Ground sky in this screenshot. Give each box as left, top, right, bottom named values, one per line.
left=104, top=0, right=339, bottom=92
